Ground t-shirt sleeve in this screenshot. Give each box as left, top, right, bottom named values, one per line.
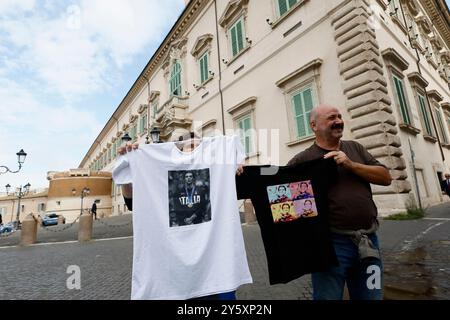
left=355, top=142, right=387, bottom=168
left=112, top=155, right=132, bottom=185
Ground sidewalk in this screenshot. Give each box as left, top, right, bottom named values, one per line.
left=0, top=202, right=448, bottom=299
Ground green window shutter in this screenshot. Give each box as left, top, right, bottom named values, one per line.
left=418, top=94, right=433, bottom=136
left=231, top=24, right=238, bottom=56
left=288, top=0, right=297, bottom=7
left=203, top=54, right=208, bottom=82
left=170, top=62, right=182, bottom=96
left=278, top=0, right=288, bottom=16
left=153, top=103, right=158, bottom=118
left=200, top=53, right=208, bottom=84
left=393, top=76, right=411, bottom=124
left=143, top=114, right=147, bottom=131
left=236, top=20, right=244, bottom=53
left=293, top=93, right=306, bottom=138
left=303, top=88, right=314, bottom=136
left=238, top=116, right=252, bottom=155
left=435, top=108, right=449, bottom=143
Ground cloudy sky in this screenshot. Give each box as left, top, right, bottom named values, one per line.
left=0, top=0, right=185, bottom=191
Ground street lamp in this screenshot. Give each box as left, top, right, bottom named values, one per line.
left=72, top=187, right=90, bottom=216
left=5, top=183, right=31, bottom=229
left=121, top=133, right=132, bottom=146
left=0, top=149, right=27, bottom=175
left=150, top=127, right=161, bottom=143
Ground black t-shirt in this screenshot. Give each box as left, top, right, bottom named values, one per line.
left=236, top=158, right=338, bottom=284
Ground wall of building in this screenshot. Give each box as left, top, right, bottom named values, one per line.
left=79, top=0, right=450, bottom=216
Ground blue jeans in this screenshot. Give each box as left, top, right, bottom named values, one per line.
left=191, top=291, right=236, bottom=300
left=312, top=233, right=383, bottom=300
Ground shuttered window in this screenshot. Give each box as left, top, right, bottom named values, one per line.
left=292, top=87, right=315, bottom=138
left=393, top=75, right=411, bottom=125
left=170, top=61, right=182, bottom=96
left=199, top=52, right=209, bottom=84
left=238, top=116, right=253, bottom=155
left=278, top=0, right=298, bottom=16
left=230, top=18, right=245, bottom=57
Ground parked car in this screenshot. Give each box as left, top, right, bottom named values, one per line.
left=0, top=222, right=14, bottom=234
left=42, top=213, right=66, bottom=226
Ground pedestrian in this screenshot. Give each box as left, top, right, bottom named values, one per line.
left=0, top=213, right=2, bottom=226
left=116, top=132, right=249, bottom=300
left=441, top=173, right=450, bottom=197
left=91, top=202, right=97, bottom=220
left=287, top=104, right=392, bottom=300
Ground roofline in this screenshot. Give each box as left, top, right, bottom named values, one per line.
left=79, top=0, right=201, bottom=168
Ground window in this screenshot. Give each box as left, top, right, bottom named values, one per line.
left=139, top=114, right=147, bottom=134
left=170, top=61, right=182, bottom=96
left=37, top=203, right=45, bottom=212
left=130, top=124, right=137, bottom=141
left=434, top=106, right=449, bottom=144
left=56, top=201, right=61, bottom=206
left=199, top=52, right=209, bottom=84
left=152, top=102, right=158, bottom=119
left=107, top=147, right=111, bottom=163
left=238, top=116, right=253, bottom=155
left=418, top=93, right=433, bottom=136
left=292, top=87, right=315, bottom=138
left=278, top=0, right=298, bottom=17
left=229, top=18, right=245, bottom=57
left=393, top=75, right=411, bottom=125
left=276, top=58, right=322, bottom=144
left=389, top=0, right=400, bottom=18
left=112, top=141, right=117, bottom=159
left=0, top=207, right=6, bottom=216
left=21, top=205, right=25, bottom=213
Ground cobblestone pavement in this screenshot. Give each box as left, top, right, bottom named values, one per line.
left=0, top=203, right=449, bottom=300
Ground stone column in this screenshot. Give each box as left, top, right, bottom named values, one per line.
left=20, top=213, right=38, bottom=246
left=331, top=0, right=411, bottom=195
left=78, top=212, right=93, bottom=242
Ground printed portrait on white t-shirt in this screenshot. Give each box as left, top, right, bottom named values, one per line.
left=168, top=168, right=211, bottom=227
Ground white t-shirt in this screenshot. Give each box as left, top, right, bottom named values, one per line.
left=112, top=135, right=253, bottom=299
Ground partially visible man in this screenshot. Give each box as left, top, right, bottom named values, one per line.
left=287, top=104, right=392, bottom=300
left=441, top=173, right=450, bottom=197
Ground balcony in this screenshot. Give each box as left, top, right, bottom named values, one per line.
left=155, top=95, right=192, bottom=139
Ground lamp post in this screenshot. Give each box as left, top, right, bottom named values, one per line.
left=5, top=183, right=31, bottom=229
left=0, top=149, right=27, bottom=175
left=121, top=133, right=132, bottom=146
left=150, top=127, right=161, bottom=143
left=72, top=187, right=90, bottom=216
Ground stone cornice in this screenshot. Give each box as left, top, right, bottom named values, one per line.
left=276, top=59, right=323, bottom=88
left=418, top=0, right=450, bottom=48
left=191, top=34, right=214, bottom=57
left=441, top=102, right=450, bottom=111
left=219, top=0, right=249, bottom=28
left=227, top=96, right=257, bottom=115
left=381, top=48, right=409, bottom=71
left=407, top=71, right=429, bottom=88
left=427, top=89, right=444, bottom=102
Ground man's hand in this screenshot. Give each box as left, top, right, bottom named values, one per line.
left=324, top=151, right=392, bottom=186
left=117, top=142, right=139, bottom=155
left=324, top=151, right=354, bottom=170
left=236, top=165, right=244, bottom=176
